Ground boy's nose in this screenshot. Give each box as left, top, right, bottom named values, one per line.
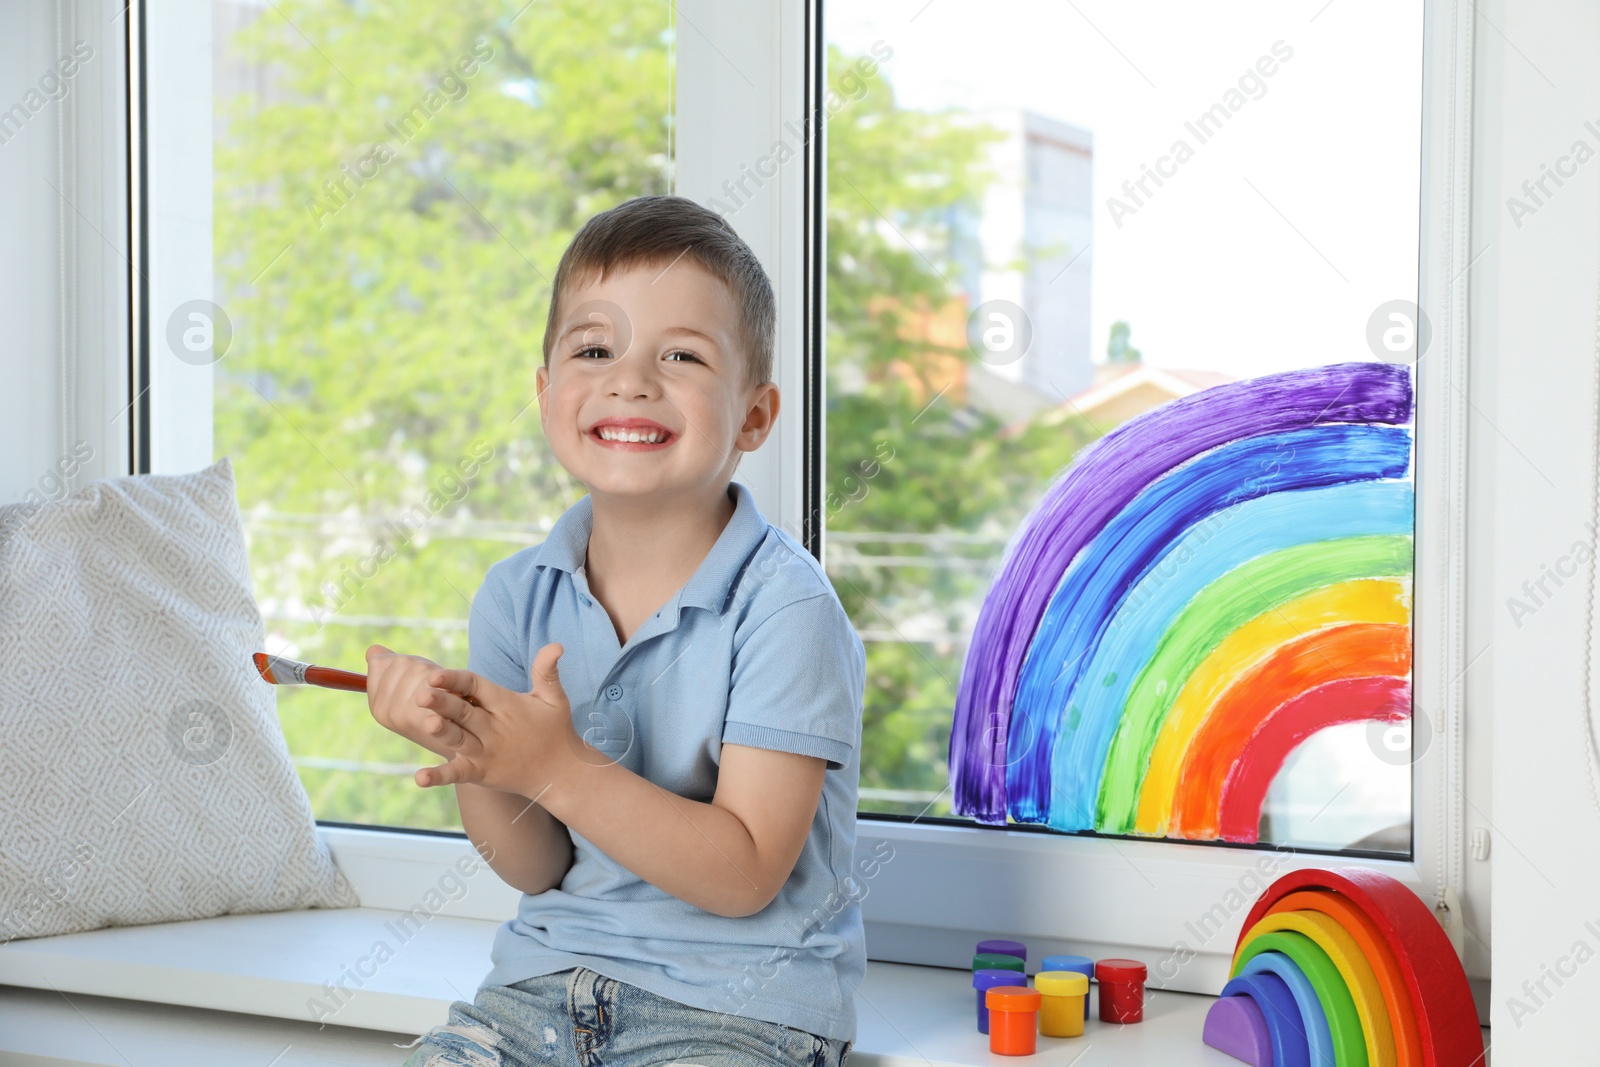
left=603, top=352, right=659, bottom=396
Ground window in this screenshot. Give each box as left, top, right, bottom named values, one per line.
left=824, top=1, right=1426, bottom=856
left=180, top=0, right=675, bottom=830
left=142, top=0, right=1481, bottom=992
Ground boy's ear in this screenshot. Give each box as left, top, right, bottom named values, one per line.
left=736, top=382, right=780, bottom=452
left=535, top=365, right=549, bottom=428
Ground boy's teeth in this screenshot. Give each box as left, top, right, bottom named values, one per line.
left=599, top=427, right=665, bottom=443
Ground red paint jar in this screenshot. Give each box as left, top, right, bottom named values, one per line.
left=1094, top=958, right=1148, bottom=1023
left=985, top=986, right=1042, bottom=1055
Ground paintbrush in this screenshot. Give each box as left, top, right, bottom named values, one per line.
left=252, top=652, right=368, bottom=693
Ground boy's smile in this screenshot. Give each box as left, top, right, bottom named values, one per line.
left=536, top=257, right=778, bottom=510
left=588, top=415, right=678, bottom=450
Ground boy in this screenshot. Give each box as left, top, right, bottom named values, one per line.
left=366, top=195, right=867, bottom=1067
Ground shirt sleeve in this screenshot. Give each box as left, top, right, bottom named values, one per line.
left=467, top=564, right=528, bottom=694
left=721, top=592, right=865, bottom=771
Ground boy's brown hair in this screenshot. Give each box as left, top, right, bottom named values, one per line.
left=542, top=195, right=776, bottom=388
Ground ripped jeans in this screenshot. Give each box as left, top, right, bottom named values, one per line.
left=397, top=967, right=852, bottom=1067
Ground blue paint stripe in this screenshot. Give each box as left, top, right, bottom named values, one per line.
left=1033, top=480, right=1414, bottom=830
left=1001, top=423, right=1412, bottom=825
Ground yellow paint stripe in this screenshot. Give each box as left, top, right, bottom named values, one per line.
left=1133, top=578, right=1409, bottom=836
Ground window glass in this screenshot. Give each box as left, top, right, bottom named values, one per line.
left=212, top=0, right=674, bottom=828
left=825, top=1, right=1424, bottom=855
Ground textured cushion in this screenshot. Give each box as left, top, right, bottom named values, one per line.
left=0, top=456, right=357, bottom=943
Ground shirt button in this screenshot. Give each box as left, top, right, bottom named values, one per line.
left=605, top=683, right=623, bottom=701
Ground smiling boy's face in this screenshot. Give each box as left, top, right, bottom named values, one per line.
left=535, top=258, right=778, bottom=508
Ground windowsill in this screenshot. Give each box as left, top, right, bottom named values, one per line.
left=0, top=906, right=1277, bottom=1066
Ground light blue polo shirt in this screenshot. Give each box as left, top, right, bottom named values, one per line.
left=468, top=479, right=868, bottom=1042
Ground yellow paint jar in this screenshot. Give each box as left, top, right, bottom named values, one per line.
left=1034, top=970, right=1089, bottom=1037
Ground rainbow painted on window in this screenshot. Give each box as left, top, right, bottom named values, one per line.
left=948, top=361, right=1416, bottom=843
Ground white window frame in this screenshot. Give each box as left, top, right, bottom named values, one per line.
left=140, top=0, right=1488, bottom=1002
left=0, top=0, right=132, bottom=498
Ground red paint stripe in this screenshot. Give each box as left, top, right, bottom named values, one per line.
left=1169, top=623, right=1411, bottom=839
left=1217, top=677, right=1410, bottom=843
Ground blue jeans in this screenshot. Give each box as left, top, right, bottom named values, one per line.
left=397, top=967, right=853, bottom=1067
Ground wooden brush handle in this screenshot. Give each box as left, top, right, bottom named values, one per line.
left=303, top=665, right=368, bottom=693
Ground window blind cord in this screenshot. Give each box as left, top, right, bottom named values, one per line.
left=1582, top=225, right=1600, bottom=816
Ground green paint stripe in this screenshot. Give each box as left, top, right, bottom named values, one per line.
left=1096, top=535, right=1412, bottom=833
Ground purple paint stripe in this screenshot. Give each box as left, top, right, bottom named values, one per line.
left=948, top=361, right=1414, bottom=824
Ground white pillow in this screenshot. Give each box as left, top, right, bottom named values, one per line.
left=0, top=456, right=357, bottom=943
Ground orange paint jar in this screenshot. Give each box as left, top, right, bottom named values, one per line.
left=985, top=986, right=1042, bottom=1055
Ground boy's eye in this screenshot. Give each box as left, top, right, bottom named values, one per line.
left=664, top=350, right=700, bottom=363
left=575, top=346, right=612, bottom=360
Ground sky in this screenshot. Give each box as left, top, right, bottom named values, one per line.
left=826, top=0, right=1428, bottom=382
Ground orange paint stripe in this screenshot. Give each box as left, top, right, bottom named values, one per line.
left=1169, top=622, right=1411, bottom=838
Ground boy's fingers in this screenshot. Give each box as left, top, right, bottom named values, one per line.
left=429, top=668, right=510, bottom=707
left=531, top=643, right=566, bottom=697
left=418, top=682, right=474, bottom=721
left=419, top=710, right=470, bottom=752
left=418, top=691, right=485, bottom=753
left=417, top=754, right=475, bottom=789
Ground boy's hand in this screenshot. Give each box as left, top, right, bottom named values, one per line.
left=414, top=641, right=585, bottom=798
left=364, top=644, right=474, bottom=762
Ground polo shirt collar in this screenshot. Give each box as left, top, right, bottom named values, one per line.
left=538, top=480, right=770, bottom=614
left=682, top=481, right=771, bottom=611
left=538, top=499, right=590, bottom=576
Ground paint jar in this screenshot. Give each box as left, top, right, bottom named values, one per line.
left=986, top=986, right=1042, bottom=1055
left=1040, top=954, right=1095, bottom=1020
left=1095, top=958, right=1148, bottom=1023
left=977, top=938, right=1027, bottom=964
left=973, top=969, right=1024, bottom=1034
left=1034, top=970, right=1089, bottom=1037
left=972, top=952, right=1025, bottom=975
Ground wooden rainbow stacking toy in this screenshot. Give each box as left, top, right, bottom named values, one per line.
left=1201, top=867, right=1483, bottom=1067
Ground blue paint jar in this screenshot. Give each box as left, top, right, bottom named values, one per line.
left=973, top=968, right=1027, bottom=1034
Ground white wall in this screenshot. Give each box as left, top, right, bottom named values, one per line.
left=1479, top=0, right=1600, bottom=1056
